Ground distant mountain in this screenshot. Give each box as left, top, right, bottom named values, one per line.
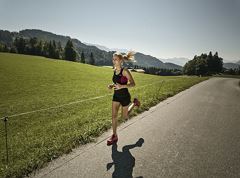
left=236, top=60, right=240, bottom=65
left=0, top=29, right=182, bottom=70
left=163, top=62, right=183, bottom=70
left=223, top=63, right=240, bottom=69
left=83, top=42, right=111, bottom=52
left=83, top=42, right=128, bottom=53
left=84, top=42, right=182, bottom=69
left=158, top=57, right=190, bottom=66
left=110, top=48, right=129, bottom=53
left=134, top=53, right=183, bottom=70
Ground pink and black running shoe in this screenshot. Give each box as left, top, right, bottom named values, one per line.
left=107, top=134, right=118, bottom=146
left=133, top=98, right=141, bottom=107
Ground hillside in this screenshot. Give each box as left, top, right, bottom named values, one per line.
left=0, top=29, right=182, bottom=70
left=159, top=57, right=190, bottom=66
left=163, top=62, right=183, bottom=70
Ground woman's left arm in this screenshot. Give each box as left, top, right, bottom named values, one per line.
left=120, top=68, right=136, bottom=88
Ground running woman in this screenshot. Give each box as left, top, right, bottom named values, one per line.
left=107, top=51, right=141, bottom=146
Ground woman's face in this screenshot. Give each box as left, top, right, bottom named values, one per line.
left=112, top=55, right=122, bottom=66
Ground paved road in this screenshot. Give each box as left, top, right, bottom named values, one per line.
left=30, top=77, right=240, bottom=178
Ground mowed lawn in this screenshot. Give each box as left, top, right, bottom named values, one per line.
left=0, top=53, right=209, bottom=177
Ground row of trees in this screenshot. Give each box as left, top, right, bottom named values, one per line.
left=14, top=37, right=63, bottom=59
left=183, top=52, right=223, bottom=75
left=0, top=37, right=95, bottom=65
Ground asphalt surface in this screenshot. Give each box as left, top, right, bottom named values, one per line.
left=30, top=77, right=240, bottom=178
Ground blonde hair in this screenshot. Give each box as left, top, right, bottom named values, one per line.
left=113, top=50, right=136, bottom=62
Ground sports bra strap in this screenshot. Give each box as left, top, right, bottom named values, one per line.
left=114, top=67, right=124, bottom=75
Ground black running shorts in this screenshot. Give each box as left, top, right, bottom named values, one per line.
left=112, top=92, right=131, bottom=107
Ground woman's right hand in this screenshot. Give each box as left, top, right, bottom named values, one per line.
left=107, top=84, right=114, bottom=89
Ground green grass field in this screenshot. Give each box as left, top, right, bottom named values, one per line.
left=0, top=53, right=209, bottom=178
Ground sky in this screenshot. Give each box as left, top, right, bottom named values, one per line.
left=0, top=0, right=240, bottom=62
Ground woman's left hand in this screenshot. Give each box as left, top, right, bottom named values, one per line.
left=114, top=83, right=123, bottom=90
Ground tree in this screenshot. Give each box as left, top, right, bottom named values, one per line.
left=195, top=58, right=208, bottom=75
left=42, top=41, right=49, bottom=57
left=183, top=59, right=196, bottom=75
left=14, top=37, right=26, bottom=54
left=211, top=51, right=222, bottom=74
left=51, top=40, right=60, bottom=59
left=29, top=37, right=38, bottom=55
left=80, top=51, right=85, bottom=63
left=9, top=46, right=17, bottom=53
left=56, top=41, right=62, bottom=59
left=64, top=40, right=76, bottom=61
left=208, top=51, right=212, bottom=58
left=36, top=40, right=43, bottom=56
left=3, top=44, right=9, bottom=52
left=183, top=51, right=223, bottom=76
left=48, top=41, right=55, bottom=58
left=89, top=52, right=95, bottom=65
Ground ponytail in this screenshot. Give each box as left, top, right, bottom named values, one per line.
left=113, top=50, right=136, bottom=62
left=123, top=50, right=136, bottom=62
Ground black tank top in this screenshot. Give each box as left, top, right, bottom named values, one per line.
left=112, top=67, right=129, bottom=95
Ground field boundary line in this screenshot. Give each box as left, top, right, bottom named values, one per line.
left=0, top=80, right=165, bottom=120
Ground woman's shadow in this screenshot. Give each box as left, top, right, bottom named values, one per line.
left=106, top=138, right=144, bottom=178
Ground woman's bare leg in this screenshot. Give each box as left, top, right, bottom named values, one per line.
left=112, top=101, right=121, bottom=135
left=122, top=98, right=140, bottom=121
left=122, top=101, right=135, bottom=121
left=122, top=105, right=130, bottom=121
left=128, top=103, right=135, bottom=114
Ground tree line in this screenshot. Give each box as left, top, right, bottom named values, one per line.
left=183, top=52, right=223, bottom=76
left=0, top=37, right=95, bottom=65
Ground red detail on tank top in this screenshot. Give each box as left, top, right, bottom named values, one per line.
left=112, top=67, right=128, bottom=85
left=120, top=75, right=128, bottom=84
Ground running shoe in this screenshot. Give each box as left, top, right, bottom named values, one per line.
left=133, top=98, right=141, bottom=107
left=107, top=134, right=118, bottom=146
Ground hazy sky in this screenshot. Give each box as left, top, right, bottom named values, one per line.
left=0, top=0, right=239, bottom=62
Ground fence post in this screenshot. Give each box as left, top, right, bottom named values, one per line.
left=3, top=116, right=9, bottom=166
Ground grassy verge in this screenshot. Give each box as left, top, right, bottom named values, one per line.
left=0, top=53, right=209, bottom=177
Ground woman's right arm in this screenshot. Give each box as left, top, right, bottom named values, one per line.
left=107, top=83, right=114, bottom=89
